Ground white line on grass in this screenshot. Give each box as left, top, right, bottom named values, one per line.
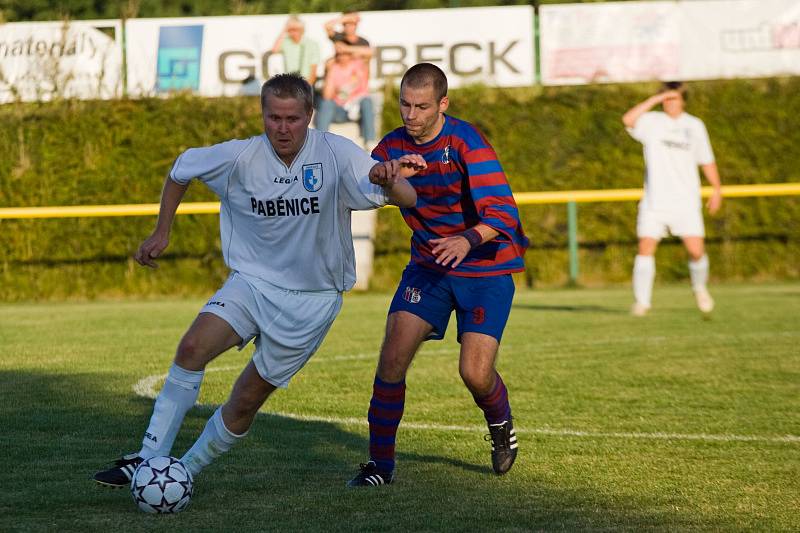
left=133, top=366, right=800, bottom=445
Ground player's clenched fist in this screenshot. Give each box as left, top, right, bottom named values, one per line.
left=134, top=231, right=169, bottom=268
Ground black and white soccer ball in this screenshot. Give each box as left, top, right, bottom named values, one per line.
left=130, top=456, right=193, bottom=514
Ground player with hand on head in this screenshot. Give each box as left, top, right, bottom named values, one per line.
left=92, top=73, right=422, bottom=489
left=347, top=63, right=529, bottom=487
left=622, top=81, right=722, bottom=317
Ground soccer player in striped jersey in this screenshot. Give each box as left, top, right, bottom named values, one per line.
left=348, top=63, right=529, bottom=487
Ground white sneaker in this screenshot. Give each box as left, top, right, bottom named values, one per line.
left=695, top=290, right=714, bottom=314
left=631, top=302, right=650, bottom=317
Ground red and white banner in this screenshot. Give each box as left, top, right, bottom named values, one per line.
left=679, top=0, right=800, bottom=81
left=540, top=1, right=680, bottom=86
left=540, top=0, right=800, bottom=86
left=0, top=20, right=122, bottom=103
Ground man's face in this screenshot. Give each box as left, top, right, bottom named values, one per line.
left=342, top=14, right=359, bottom=36
left=262, top=94, right=312, bottom=164
left=286, top=23, right=303, bottom=43
left=399, top=83, right=449, bottom=144
left=335, top=51, right=353, bottom=64
left=662, top=91, right=685, bottom=116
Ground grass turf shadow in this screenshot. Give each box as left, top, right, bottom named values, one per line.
left=0, top=370, right=730, bottom=532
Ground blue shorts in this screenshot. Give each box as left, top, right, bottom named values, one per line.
left=388, top=263, right=515, bottom=343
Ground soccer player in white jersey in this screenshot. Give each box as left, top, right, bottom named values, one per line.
left=92, top=73, right=423, bottom=488
left=622, top=81, right=722, bottom=317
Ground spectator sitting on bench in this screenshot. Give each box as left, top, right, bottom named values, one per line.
left=315, top=43, right=375, bottom=150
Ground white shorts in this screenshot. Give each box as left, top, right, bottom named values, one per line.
left=200, top=272, right=343, bottom=388
left=637, top=206, right=705, bottom=240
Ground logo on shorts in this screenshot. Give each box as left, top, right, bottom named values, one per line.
left=472, top=306, right=486, bottom=324
left=403, top=286, right=422, bottom=304
left=302, top=163, right=323, bottom=192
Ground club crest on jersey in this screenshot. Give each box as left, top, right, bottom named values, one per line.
left=403, top=286, right=422, bottom=304
left=441, top=145, right=451, bottom=164
left=302, top=163, right=323, bottom=192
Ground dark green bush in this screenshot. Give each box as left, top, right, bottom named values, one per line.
left=373, top=78, right=800, bottom=289
left=2, top=1, right=610, bottom=23
left=1, top=77, right=798, bottom=300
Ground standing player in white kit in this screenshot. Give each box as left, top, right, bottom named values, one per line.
left=623, top=81, right=722, bottom=317
left=93, top=73, right=422, bottom=487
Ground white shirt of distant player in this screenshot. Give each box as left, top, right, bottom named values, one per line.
left=627, top=111, right=715, bottom=211
left=170, top=130, right=387, bottom=292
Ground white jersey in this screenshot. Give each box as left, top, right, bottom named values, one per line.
left=170, top=129, right=387, bottom=292
left=627, top=111, right=715, bottom=211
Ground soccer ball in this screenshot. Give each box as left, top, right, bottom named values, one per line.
left=130, top=456, right=193, bottom=513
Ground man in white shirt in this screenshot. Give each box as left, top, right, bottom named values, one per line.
left=270, top=15, right=320, bottom=86
left=92, top=73, right=423, bottom=488
left=622, top=81, right=722, bottom=316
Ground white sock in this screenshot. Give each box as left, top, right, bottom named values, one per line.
left=689, top=254, right=709, bottom=292
left=139, top=363, right=204, bottom=460
left=180, top=407, right=247, bottom=477
left=633, top=255, right=656, bottom=307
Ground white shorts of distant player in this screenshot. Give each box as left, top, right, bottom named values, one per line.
left=636, top=206, right=705, bottom=240
left=200, top=272, right=343, bottom=388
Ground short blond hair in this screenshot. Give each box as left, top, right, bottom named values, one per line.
left=286, top=15, right=304, bottom=31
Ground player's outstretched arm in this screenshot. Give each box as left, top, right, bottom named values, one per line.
left=134, top=176, right=190, bottom=268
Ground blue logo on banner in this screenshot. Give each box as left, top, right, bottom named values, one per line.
left=302, top=163, right=323, bottom=192
left=156, top=25, right=204, bottom=93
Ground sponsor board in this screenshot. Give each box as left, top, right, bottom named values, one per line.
left=0, top=20, right=122, bottom=103
left=125, top=6, right=535, bottom=97
left=540, top=0, right=800, bottom=86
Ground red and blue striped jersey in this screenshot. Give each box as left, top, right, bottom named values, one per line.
left=373, top=114, right=528, bottom=277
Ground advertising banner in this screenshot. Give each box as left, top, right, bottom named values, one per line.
left=679, top=0, right=800, bottom=80
left=0, top=20, right=122, bottom=103
left=540, top=0, right=800, bottom=86
left=539, top=1, right=679, bottom=86
left=125, top=6, right=535, bottom=97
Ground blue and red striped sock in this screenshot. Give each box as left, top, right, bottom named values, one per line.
left=473, top=372, right=511, bottom=425
left=368, top=376, right=405, bottom=473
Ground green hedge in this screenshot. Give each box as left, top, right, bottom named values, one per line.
left=3, top=1, right=612, bottom=23
left=1, top=78, right=799, bottom=300
left=372, top=78, right=800, bottom=290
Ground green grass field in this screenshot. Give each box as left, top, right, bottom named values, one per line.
left=1, top=283, right=798, bottom=531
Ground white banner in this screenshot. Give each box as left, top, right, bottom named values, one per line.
left=679, top=0, right=800, bottom=80
left=540, top=0, right=800, bottom=86
left=540, top=1, right=680, bottom=86
left=125, top=6, right=535, bottom=97
left=0, top=20, right=122, bottom=103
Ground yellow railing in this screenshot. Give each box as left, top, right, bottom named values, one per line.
left=514, top=182, right=800, bottom=204
left=1, top=182, right=798, bottom=219
left=2, top=181, right=798, bottom=285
